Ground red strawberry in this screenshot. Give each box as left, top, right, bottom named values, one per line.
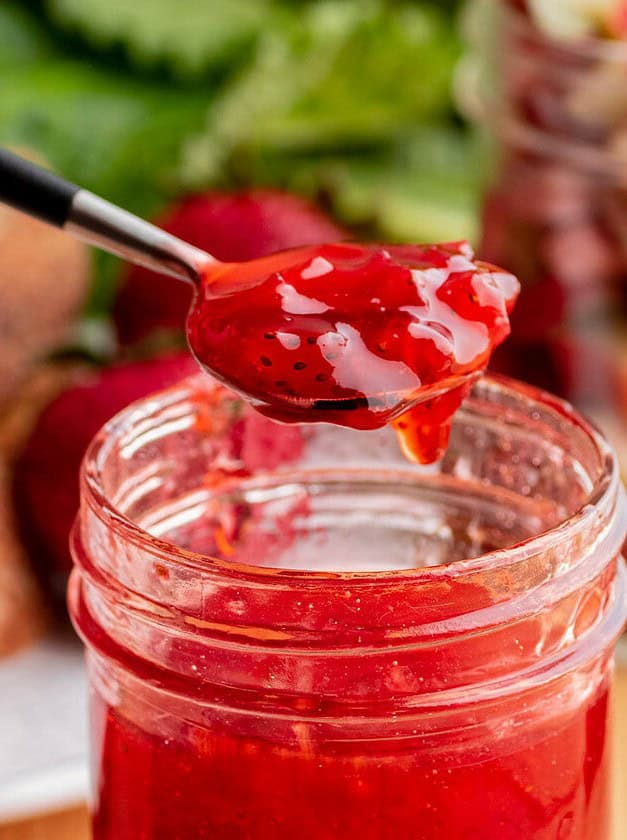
left=13, top=353, right=197, bottom=594
left=113, top=191, right=347, bottom=345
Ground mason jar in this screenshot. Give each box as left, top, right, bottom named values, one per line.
left=69, top=374, right=625, bottom=839
left=460, top=0, right=627, bottom=471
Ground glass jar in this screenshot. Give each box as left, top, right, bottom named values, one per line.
left=461, top=0, right=627, bottom=471
left=69, top=374, right=625, bottom=839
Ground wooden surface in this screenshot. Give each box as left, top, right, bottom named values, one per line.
left=0, top=805, right=89, bottom=840
left=2, top=668, right=627, bottom=840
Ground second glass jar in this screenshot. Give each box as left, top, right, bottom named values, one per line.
left=465, top=0, right=627, bottom=470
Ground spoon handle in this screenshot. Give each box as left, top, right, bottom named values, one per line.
left=0, top=147, right=211, bottom=284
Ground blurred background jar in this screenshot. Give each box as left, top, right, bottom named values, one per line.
left=459, top=0, right=627, bottom=470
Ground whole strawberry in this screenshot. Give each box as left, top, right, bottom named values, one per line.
left=13, top=353, right=197, bottom=597
left=113, top=191, right=347, bottom=345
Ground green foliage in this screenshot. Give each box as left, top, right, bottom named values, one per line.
left=236, top=127, right=482, bottom=245
left=0, top=61, right=207, bottom=215
left=0, top=2, right=211, bottom=301
left=45, top=0, right=275, bottom=80
left=180, top=1, right=461, bottom=184
left=0, top=0, right=479, bottom=313
left=0, top=3, right=54, bottom=64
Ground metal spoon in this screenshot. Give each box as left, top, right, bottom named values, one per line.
left=0, top=147, right=213, bottom=284
left=0, top=147, right=498, bottom=442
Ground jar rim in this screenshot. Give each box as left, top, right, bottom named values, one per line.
left=79, top=374, right=623, bottom=585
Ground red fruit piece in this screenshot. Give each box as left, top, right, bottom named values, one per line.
left=229, top=410, right=305, bottom=472
left=13, top=353, right=197, bottom=586
left=114, top=191, right=347, bottom=345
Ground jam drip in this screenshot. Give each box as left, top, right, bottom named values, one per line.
left=188, top=241, right=519, bottom=462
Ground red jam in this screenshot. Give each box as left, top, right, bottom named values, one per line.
left=187, top=241, right=519, bottom=462
left=92, top=684, right=610, bottom=839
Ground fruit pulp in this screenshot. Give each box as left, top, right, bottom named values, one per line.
left=88, top=472, right=613, bottom=839
left=90, top=640, right=611, bottom=840
left=187, top=241, right=518, bottom=463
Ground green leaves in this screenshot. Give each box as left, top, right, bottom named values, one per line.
left=0, top=4, right=54, bottom=65
left=228, top=127, right=482, bottom=245
left=0, top=3, right=211, bottom=303
left=180, top=1, right=461, bottom=185
left=0, top=0, right=479, bottom=308
left=45, top=0, right=274, bottom=80
left=0, top=5, right=209, bottom=216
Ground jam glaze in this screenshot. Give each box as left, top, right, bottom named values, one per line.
left=187, top=241, right=519, bottom=463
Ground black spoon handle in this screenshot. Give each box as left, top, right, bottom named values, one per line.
left=0, top=147, right=79, bottom=226
left=0, top=147, right=211, bottom=283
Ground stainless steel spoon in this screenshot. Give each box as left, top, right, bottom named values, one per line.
left=0, top=147, right=213, bottom=284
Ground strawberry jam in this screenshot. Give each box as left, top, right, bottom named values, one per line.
left=187, top=241, right=519, bottom=463
left=91, top=682, right=612, bottom=840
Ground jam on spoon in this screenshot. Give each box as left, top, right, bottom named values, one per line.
left=188, top=240, right=519, bottom=463
left=0, top=150, right=519, bottom=463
